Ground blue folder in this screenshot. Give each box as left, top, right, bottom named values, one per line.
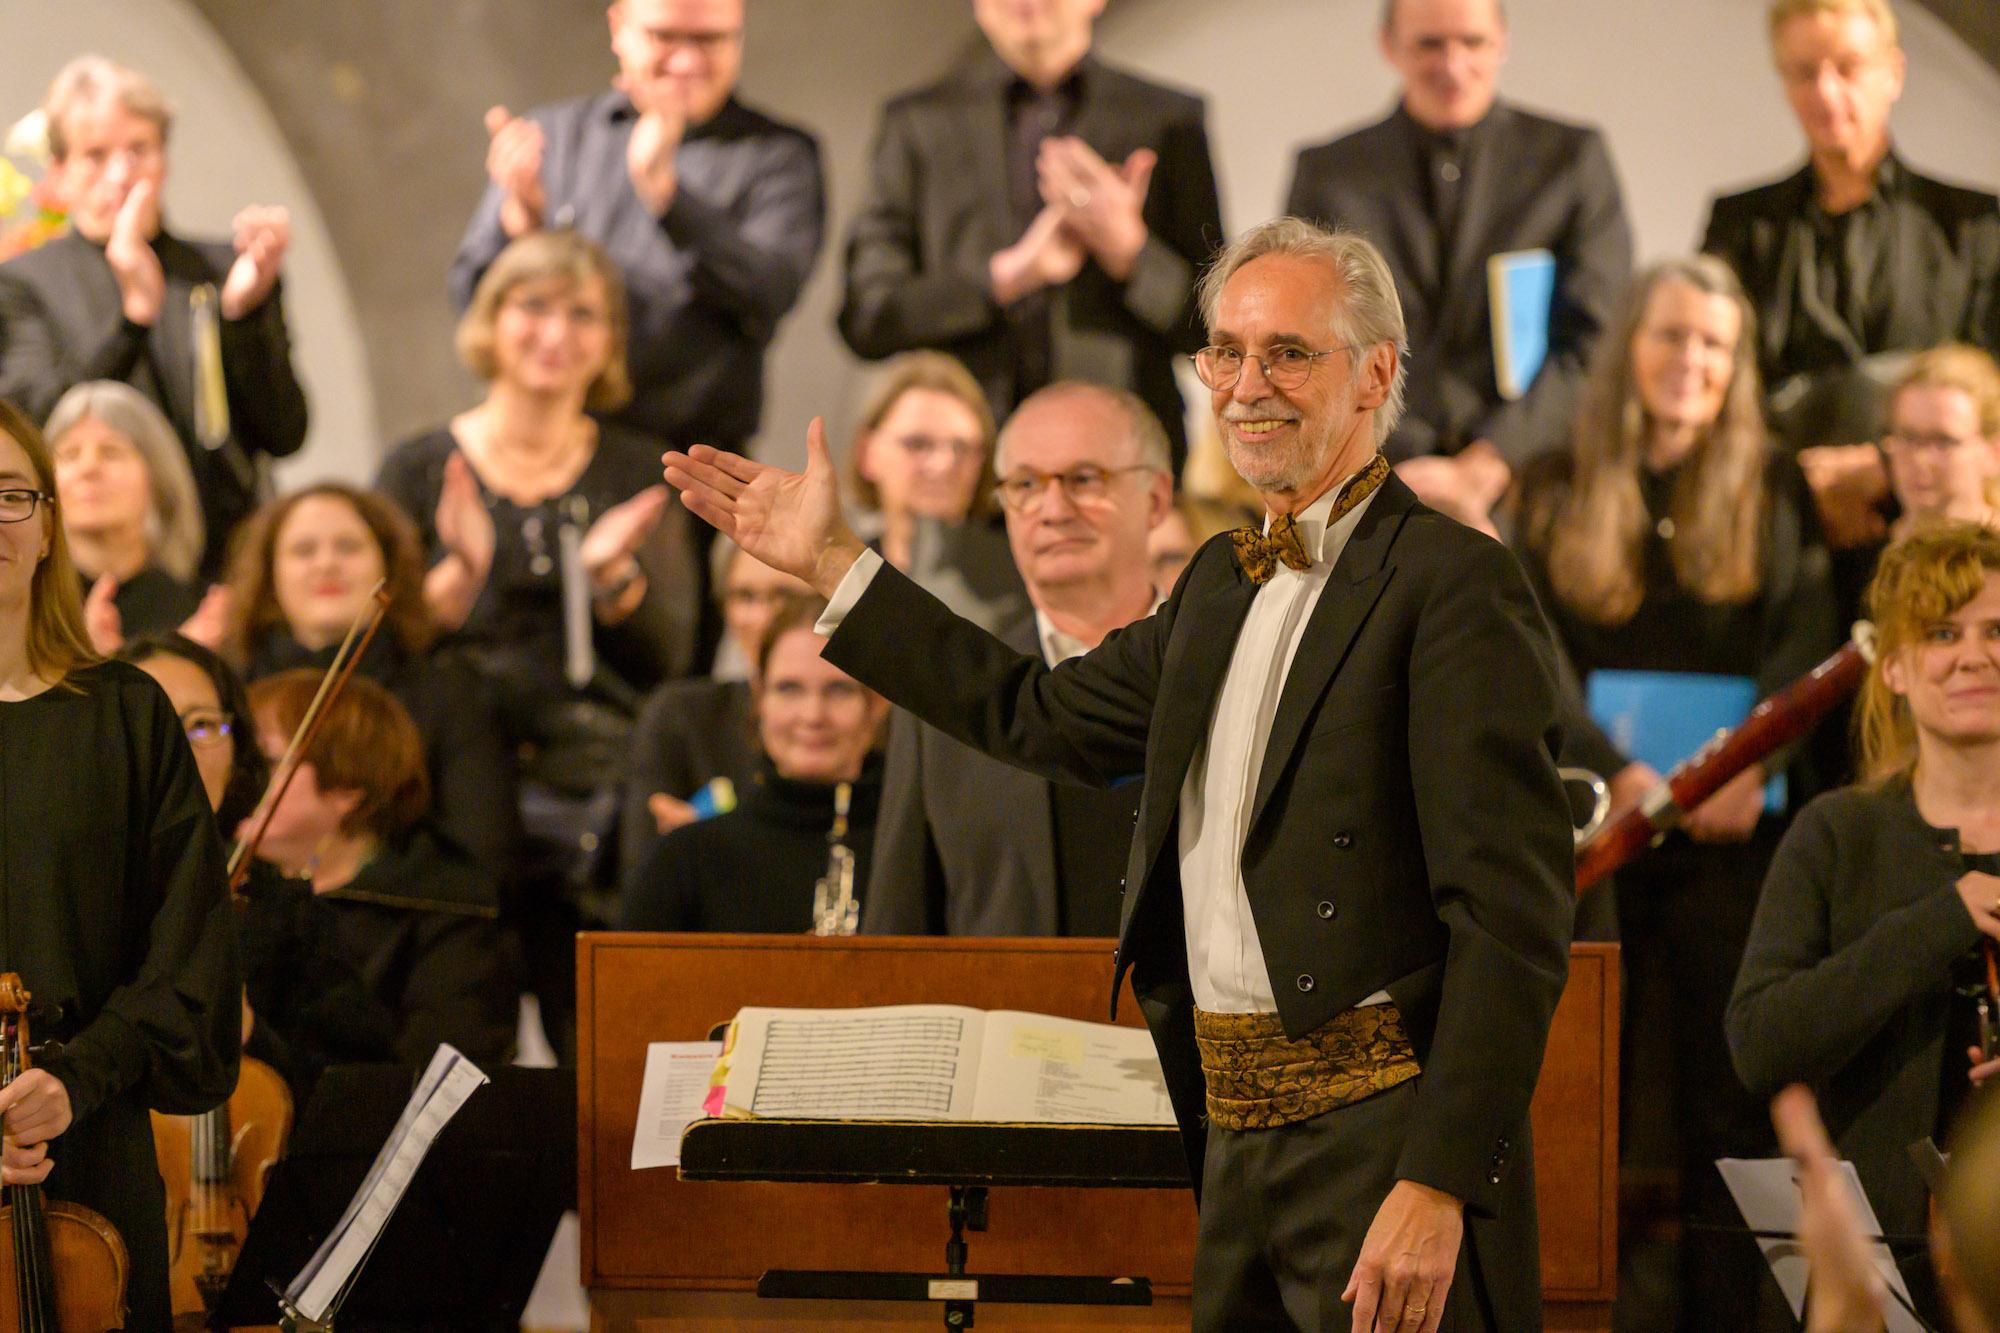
left=1586, top=669, right=1786, bottom=814
left=1488, top=249, right=1558, bottom=400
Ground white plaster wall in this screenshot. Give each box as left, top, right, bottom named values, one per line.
left=0, top=0, right=376, bottom=486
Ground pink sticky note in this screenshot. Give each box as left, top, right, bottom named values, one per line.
left=702, top=1083, right=726, bottom=1118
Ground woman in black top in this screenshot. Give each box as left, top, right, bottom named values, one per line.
left=625, top=602, right=887, bottom=934
left=0, top=400, right=238, bottom=1332
left=377, top=230, right=697, bottom=1058
left=47, top=380, right=213, bottom=653
left=1730, top=523, right=2000, bottom=1323
left=242, top=670, right=516, bottom=1090
left=221, top=483, right=519, bottom=882
left=1511, top=255, right=1838, bottom=1330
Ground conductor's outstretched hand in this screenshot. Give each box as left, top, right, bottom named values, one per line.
left=663, top=418, right=867, bottom=598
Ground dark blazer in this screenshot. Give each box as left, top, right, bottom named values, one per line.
left=862, top=602, right=1067, bottom=936
left=825, top=475, right=1575, bottom=1328
left=1727, top=781, right=1986, bottom=1249
left=1286, top=102, right=1631, bottom=469
left=838, top=52, right=1222, bottom=466
left=1701, top=157, right=2000, bottom=400
left=0, top=229, right=308, bottom=574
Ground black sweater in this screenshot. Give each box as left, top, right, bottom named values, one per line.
left=1728, top=779, right=1988, bottom=1246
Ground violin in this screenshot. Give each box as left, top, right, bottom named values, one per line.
left=151, top=1055, right=291, bottom=1318
left=147, top=582, right=389, bottom=1317
left=0, top=974, right=128, bottom=1333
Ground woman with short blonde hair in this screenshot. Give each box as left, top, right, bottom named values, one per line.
left=844, top=351, right=996, bottom=570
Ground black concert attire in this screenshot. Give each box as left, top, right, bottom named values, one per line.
left=1702, top=153, right=2000, bottom=448
left=244, top=631, right=520, bottom=885
left=618, top=677, right=755, bottom=898
left=240, top=830, right=515, bottom=1105
left=822, top=472, right=1573, bottom=1332
left=1287, top=101, right=1633, bottom=468
left=0, top=229, right=309, bottom=575
left=379, top=424, right=696, bottom=1060
left=1728, top=779, right=1995, bottom=1328
left=1514, top=450, right=1838, bottom=1329
left=0, top=660, right=240, bottom=1332
left=839, top=51, right=1223, bottom=470
left=449, top=92, right=824, bottom=455
left=622, top=758, right=882, bottom=935
left=80, top=567, right=203, bottom=642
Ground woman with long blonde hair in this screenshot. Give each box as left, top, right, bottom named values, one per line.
left=1730, top=523, right=2000, bottom=1328
left=1511, top=254, right=1839, bottom=1327
left=0, top=398, right=239, bottom=1330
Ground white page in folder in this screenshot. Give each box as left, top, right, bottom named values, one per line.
left=631, top=1040, right=726, bottom=1168
left=969, top=1012, right=1175, bottom=1125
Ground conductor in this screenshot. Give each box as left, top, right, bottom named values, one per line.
left=664, top=218, right=1575, bottom=1333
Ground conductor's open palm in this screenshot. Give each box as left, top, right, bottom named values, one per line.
left=663, top=419, right=863, bottom=597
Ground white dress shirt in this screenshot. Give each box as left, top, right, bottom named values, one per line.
left=817, top=486, right=1385, bottom=1014
left=1178, top=483, right=1383, bottom=1012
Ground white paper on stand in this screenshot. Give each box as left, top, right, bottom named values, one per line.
left=1717, top=1156, right=1924, bottom=1333
left=284, top=1044, right=491, bottom=1320
left=631, top=1041, right=725, bottom=1168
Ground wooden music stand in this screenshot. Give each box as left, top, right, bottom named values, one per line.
left=578, top=935, right=1619, bottom=1331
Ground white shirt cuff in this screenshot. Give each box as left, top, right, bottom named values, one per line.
left=813, top=547, right=885, bottom=637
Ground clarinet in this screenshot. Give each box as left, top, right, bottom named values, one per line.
left=810, top=781, right=860, bottom=936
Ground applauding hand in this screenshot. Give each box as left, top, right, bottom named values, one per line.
left=221, top=205, right=290, bottom=319
left=616, top=75, right=685, bottom=215
left=484, top=105, right=547, bottom=237
left=105, top=179, right=165, bottom=326
left=663, top=419, right=865, bottom=598
left=1038, top=137, right=1155, bottom=281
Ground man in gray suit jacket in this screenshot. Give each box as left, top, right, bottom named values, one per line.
left=838, top=0, right=1222, bottom=472
left=862, top=382, right=1171, bottom=939
left=1285, top=0, right=1630, bottom=533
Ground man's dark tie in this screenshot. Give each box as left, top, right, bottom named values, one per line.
left=1231, top=453, right=1391, bottom=585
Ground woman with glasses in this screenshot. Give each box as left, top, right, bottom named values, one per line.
left=1509, top=255, right=1839, bottom=1328
left=620, top=537, right=812, bottom=890
left=220, top=483, right=519, bottom=886
left=48, top=380, right=218, bottom=655
left=378, top=229, right=692, bottom=1060
left=1730, top=523, right=2000, bottom=1328
left=844, top=351, right=998, bottom=572
left=0, top=399, right=239, bottom=1332
left=623, top=599, right=887, bottom=934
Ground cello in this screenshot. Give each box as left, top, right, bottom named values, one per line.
left=0, top=974, right=128, bottom=1332
left=153, top=581, right=389, bottom=1319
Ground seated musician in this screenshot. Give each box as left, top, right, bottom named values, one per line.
left=1730, top=522, right=2000, bottom=1326
left=0, top=400, right=239, bottom=1332
left=240, top=670, right=516, bottom=1095
left=1510, top=254, right=1839, bottom=1325
left=622, top=599, right=887, bottom=933
left=222, top=483, right=520, bottom=884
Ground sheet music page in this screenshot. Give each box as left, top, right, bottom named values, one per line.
left=630, top=1040, right=725, bottom=1168
left=287, top=1045, right=491, bottom=1320
left=968, top=1012, right=1176, bottom=1125
left=722, top=1004, right=984, bottom=1120
left=1718, top=1157, right=1923, bottom=1333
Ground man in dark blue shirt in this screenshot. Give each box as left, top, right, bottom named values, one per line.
left=450, top=0, right=825, bottom=456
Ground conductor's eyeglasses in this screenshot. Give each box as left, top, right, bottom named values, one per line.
left=0, top=490, right=51, bottom=524
left=1193, top=344, right=1353, bottom=392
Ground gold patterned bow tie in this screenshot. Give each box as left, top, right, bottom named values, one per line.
left=1231, top=512, right=1312, bottom=585
left=1230, top=453, right=1391, bottom=585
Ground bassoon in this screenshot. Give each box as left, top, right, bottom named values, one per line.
left=1575, top=637, right=1870, bottom=893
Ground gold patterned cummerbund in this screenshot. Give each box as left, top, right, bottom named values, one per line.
left=1194, top=1004, right=1420, bottom=1131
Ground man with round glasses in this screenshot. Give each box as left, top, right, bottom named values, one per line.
left=665, top=217, right=1573, bottom=1331
left=863, top=382, right=1171, bottom=939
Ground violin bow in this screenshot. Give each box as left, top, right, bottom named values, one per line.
left=225, top=580, right=392, bottom=890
